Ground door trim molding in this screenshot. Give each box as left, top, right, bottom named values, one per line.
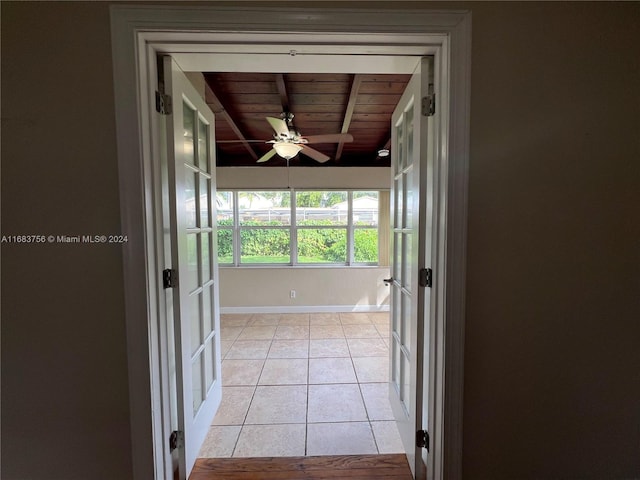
left=110, top=6, right=470, bottom=480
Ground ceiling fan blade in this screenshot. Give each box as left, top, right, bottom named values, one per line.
left=304, top=133, right=354, bottom=144
left=256, top=148, right=277, bottom=163
left=266, top=117, right=290, bottom=137
left=300, top=145, right=330, bottom=163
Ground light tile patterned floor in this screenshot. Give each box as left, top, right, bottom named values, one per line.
left=199, top=312, right=405, bottom=458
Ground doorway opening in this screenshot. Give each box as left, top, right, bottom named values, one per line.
left=193, top=67, right=406, bottom=459
left=111, top=6, right=470, bottom=480
left=182, top=64, right=408, bottom=462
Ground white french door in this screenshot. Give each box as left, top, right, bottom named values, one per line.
left=163, top=56, right=222, bottom=479
left=389, top=57, right=433, bottom=480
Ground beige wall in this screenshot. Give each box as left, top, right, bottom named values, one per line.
left=461, top=3, right=640, bottom=477
left=2, top=2, right=639, bottom=480
left=220, top=267, right=390, bottom=310
left=1, top=3, right=133, bottom=479
left=217, top=166, right=390, bottom=189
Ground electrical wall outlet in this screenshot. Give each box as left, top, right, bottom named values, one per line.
left=290, top=290, right=296, bottom=299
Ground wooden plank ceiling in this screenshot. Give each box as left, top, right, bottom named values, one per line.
left=203, top=72, right=411, bottom=167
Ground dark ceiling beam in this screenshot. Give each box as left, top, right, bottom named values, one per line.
left=204, top=82, right=258, bottom=161
left=335, top=74, right=362, bottom=161
left=275, top=74, right=290, bottom=113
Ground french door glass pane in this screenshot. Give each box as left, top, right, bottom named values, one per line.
left=202, top=287, right=212, bottom=335
left=406, top=106, right=414, bottom=166
left=401, top=292, right=412, bottom=348
left=401, top=354, right=411, bottom=411
left=186, top=234, right=199, bottom=293
left=394, top=177, right=403, bottom=227
left=189, top=293, right=201, bottom=355
left=208, top=339, right=217, bottom=391
left=393, top=285, right=401, bottom=335
left=199, top=177, right=210, bottom=228
left=404, top=169, right=413, bottom=229
left=183, top=101, right=196, bottom=166
left=297, top=228, right=347, bottom=263
left=201, top=233, right=211, bottom=282
left=204, top=341, right=214, bottom=391
left=197, top=117, right=209, bottom=172
left=396, top=121, right=404, bottom=171
left=185, top=170, right=197, bottom=228
left=394, top=233, right=402, bottom=281
left=403, top=233, right=412, bottom=291
left=192, top=354, right=203, bottom=415
left=392, top=338, right=401, bottom=391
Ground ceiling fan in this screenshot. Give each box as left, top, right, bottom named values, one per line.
left=221, top=112, right=354, bottom=164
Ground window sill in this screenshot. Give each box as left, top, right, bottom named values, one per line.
left=219, top=264, right=385, bottom=269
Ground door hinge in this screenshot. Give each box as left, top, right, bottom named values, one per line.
left=419, top=268, right=433, bottom=288
left=422, top=94, right=435, bottom=117
left=163, top=268, right=178, bottom=289
left=169, top=430, right=183, bottom=452
left=156, top=91, right=172, bottom=115
left=416, top=429, right=430, bottom=451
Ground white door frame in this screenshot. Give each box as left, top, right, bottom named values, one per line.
left=110, top=6, right=470, bottom=480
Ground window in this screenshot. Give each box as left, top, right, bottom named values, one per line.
left=296, top=191, right=347, bottom=264
left=216, top=190, right=382, bottom=266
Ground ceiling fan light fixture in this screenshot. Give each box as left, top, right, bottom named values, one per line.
left=273, top=142, right=302, bottom=159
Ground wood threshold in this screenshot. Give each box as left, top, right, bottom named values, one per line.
left=190, top=454, right=413, bottom=479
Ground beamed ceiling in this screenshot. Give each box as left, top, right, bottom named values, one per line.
left=204, top=72, right=411, bottom=168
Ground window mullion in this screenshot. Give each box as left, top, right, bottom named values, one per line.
left=347, top=191, right=354, bottom=266
left=233, top=191, right=240, bottom=266
left=291, top=189, right=297, bottom=266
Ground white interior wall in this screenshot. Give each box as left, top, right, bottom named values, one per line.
left=217, top=166, right=391, bottom=311
left=220, top=267, right=390, bottom=312
left=217, top=166, right=390, bottom=190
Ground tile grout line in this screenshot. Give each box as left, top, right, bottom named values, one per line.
left=348, top=329, right=382, bottom=455
left=218, top=312, right=395, bottom=458
left=359, top=313, right=382, bottom=455
left=305, top=332, right=310, bottom=456
left=234, top=314, right=274, bottom=456
left=229, top=313, right=255, bottom=458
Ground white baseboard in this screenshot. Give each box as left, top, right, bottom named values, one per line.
left=220, top=304, right=390, bottom=314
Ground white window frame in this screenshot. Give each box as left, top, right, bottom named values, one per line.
left=110, top=6, right=471, bottom=480
left=217, top=189, right=382, bottom=267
